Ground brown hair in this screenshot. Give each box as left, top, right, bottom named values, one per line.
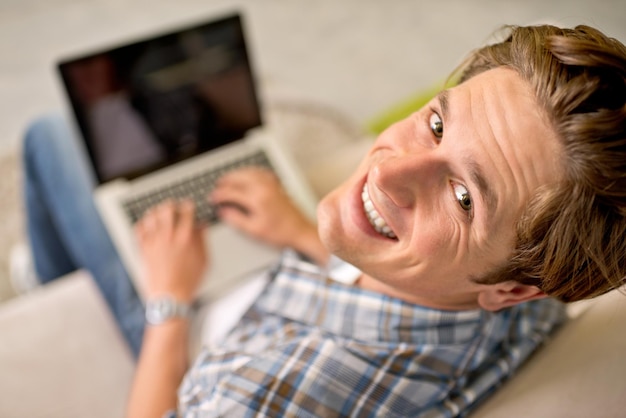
left=457, top=25, right=626, bottom=302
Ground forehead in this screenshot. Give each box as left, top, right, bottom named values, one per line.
left=444, top=68, right=564, bottom=236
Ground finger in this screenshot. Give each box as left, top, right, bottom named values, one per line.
left=211, top=185, right=252, bottom=207
left=137, top=202, right=158, bottom=225
left=217, top=205, right=254, bottom=232
left=136, top=209, right=157, bottom=234
left=134, top=222, right=146, bottom=242
left=154, top=200, right=177, bottom=230
left=215, top=166, right=275, bottom=192
left=177, top=200, right=197, bottom=234
left=214, top=170, right=252, bottom=191
left=135, top=211, right=159, bottom=250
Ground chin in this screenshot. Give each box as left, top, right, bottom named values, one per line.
left=316, top=190, right=340, bottom=253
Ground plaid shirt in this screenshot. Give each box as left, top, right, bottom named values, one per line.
left=172, top=252, right=566, bottom=417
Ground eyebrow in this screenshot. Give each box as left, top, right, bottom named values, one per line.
left=436, top=90, right=498, bottom=221
left=438, top=90, right=450, bottom=121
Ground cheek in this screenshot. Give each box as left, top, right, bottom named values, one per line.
left=406, top=213, right=464, bottom=263
left=478, top=228, right=518, bottom=271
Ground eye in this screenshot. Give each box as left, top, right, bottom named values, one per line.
left=453, top=183, right=472, bottom=212
left=429, top=112, right=443, bottom=139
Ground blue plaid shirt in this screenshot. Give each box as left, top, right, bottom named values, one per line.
left=172, top=252, right=566, bottom=417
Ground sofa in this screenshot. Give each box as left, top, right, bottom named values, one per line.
left=1, top=101, right=625, bottom=418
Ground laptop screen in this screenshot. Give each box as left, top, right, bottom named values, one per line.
left=58, top=13, right=262, bottom=184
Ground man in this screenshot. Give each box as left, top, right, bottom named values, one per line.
left=22, top=24, right=625, bottom=417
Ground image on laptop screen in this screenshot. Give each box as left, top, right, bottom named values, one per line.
left=58, top=13, right=262, bottom=184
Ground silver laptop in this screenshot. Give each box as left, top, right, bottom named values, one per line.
left=57, top=13, right=318, bottom=301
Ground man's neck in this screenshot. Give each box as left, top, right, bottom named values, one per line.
left=356, top=274, right=481, bottom=311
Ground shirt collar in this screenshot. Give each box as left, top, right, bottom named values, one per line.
left=256, top=252, right=487, bottom=345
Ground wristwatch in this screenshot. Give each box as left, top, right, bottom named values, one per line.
left=145, top=297, right=191, bottom=325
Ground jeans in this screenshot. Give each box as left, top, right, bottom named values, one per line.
left=23, top=114, right=144, bottom=357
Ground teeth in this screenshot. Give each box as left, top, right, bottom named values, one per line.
left=361, top=184, right=396, bottom=239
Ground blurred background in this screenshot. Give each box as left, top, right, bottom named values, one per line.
left=1, top=0, right=625, bottom=301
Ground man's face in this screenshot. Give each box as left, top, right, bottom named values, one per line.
left=317, top=68, right=564, bottom=310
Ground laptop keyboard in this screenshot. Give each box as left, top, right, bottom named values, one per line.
left=122, top=150, right=273, bottom=225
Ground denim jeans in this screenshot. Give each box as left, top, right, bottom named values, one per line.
left=23, top=114, right=144, bottom=357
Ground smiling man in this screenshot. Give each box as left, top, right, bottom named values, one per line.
left=21, top=24, right=626, bottom=418
left=319, top=68, right=565, bottom=311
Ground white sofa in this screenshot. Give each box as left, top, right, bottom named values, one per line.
left=1, top=103, right=625, bottom=417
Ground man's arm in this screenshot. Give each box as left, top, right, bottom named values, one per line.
left=211, top=167, right=330, bottom=265
left=126, top=200, right=207, bottom=418
left=126, top=320, right=190, bottom=418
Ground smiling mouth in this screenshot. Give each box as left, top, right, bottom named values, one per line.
left=361, top=184, right=397, bottom=239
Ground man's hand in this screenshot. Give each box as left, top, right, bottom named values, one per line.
left=135, top=199, right=207, bottom=303
left=211, top=167, right=329, bottom=265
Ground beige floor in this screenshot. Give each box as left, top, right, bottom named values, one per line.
left=1, top=0, right=625, bottom=302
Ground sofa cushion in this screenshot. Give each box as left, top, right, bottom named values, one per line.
left=0, top=271, right=135, bottom=418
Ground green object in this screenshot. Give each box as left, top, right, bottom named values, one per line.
left=366, top=81, right=450, bottom=135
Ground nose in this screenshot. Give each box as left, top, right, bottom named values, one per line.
left=370, top=150, right=444, bottom=208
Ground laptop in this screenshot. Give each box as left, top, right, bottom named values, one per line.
left=56, top=12, right=318, bottom=301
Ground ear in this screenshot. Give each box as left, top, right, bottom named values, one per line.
left=477, top=281, right=547, bottom=311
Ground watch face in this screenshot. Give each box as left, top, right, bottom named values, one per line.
left=147, top=298, right=175, bottom=324
left=146, top=297, right=190, bottom=324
